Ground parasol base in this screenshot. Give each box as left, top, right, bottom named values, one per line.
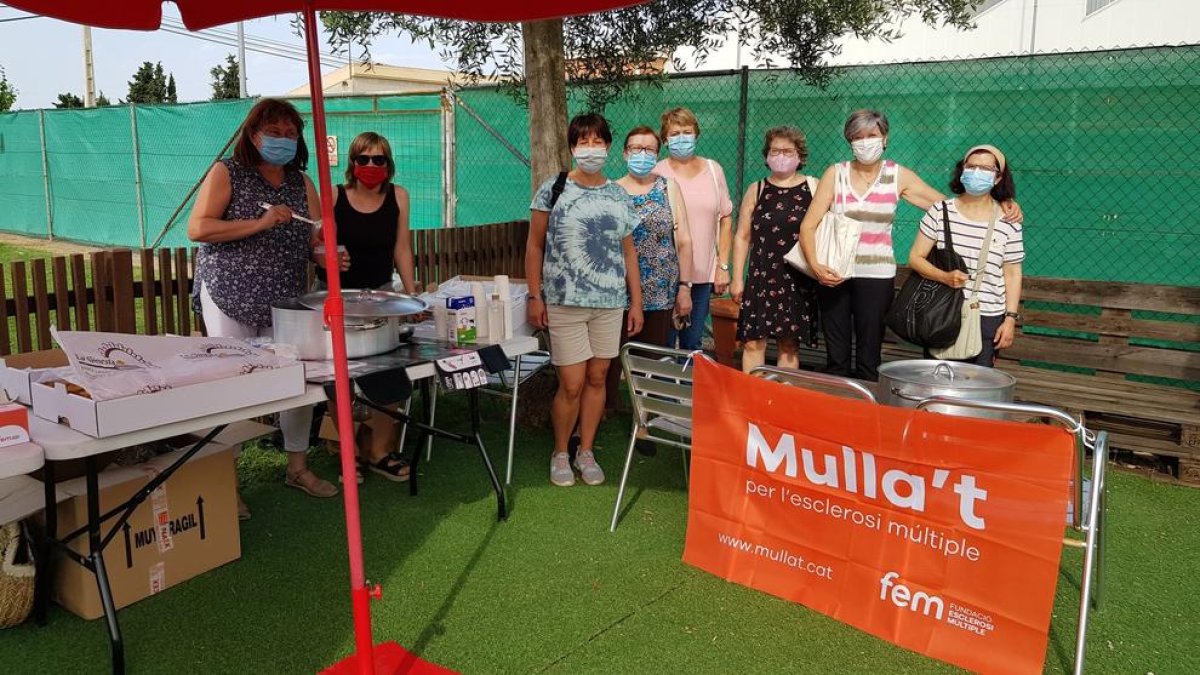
left=320, top=641, right=457, bottom=675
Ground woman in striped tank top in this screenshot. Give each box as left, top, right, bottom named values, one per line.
left=797, top=110, right=1021, bottom=380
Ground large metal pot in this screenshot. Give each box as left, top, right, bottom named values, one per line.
left=878, top=360, right=1016, bottom=420
left=271, top=297, right=404, bottom=361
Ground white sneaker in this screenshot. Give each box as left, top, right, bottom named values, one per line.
left=573, top=450, right=605, bottom=486
left=550, top=452, right=575, bottom=487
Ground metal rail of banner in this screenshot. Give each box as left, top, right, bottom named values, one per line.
left=915, top=396, right=1108, bottom=675
left=750, top=365, right=878, bottom=403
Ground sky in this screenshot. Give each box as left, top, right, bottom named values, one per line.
left=0, top=4, right=760, bottom=111
left=0, top=5, right=454, bottom=109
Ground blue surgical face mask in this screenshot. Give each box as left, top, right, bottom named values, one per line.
left=667, top=134, right=696, bottom=159
left=626, top=150, right=657, bottom=177
left=961, top=168, right=997, bottom=196
left=573, top=146, right=609, bottom=174
left=258, top=134, right=298, bottom=166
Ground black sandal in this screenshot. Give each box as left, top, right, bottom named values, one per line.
left=364, top=452, right=411, bottom=483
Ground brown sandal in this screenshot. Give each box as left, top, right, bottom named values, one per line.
left=285, top=469, right=339, bottom=498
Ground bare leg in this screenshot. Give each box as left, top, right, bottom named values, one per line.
left=551, top=363, right=587, bottom=455
left=777, top=338, right=800, bottom=371
left=741, top=339, right=767, bottom=374
left=578, top=358, right=612, bottom=451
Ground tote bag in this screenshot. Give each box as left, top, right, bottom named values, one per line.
left=784, top=164, right=859, bottom=279
left=884, top=202, right=967, bottom=348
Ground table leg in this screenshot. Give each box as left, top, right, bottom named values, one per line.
left=425, top=383, right=438, bottom=461
left=408, top=379, right=433, bottom=498
left=469, top=389, right=507, bottom=521
left=505, top=354, right=522, bottom=486
left=35, top=460, right=57, bottom=625
left=86, top=456, right=125, bottom=674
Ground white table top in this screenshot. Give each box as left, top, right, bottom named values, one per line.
left=0, top=441, right=44, bottom=480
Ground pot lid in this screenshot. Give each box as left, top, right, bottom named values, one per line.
left=878, top=360, right=1016, bottom=390
left=298, top=289, right=428, bottom=318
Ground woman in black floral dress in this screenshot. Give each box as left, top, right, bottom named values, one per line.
left=731, top=126, right=820, bottom=373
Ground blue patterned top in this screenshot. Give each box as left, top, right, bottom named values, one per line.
left=192, top=159, right=311, bottom=328
left=629, top=176, right=679, bottom=311
left=531, top=176, right=639, bottom=309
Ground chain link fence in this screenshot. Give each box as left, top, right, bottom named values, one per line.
left=0, top=94, right=445, bottom=248
left=0, top=45, right=1197, bottom=288
left=455, top=44, right=1200, bottom=287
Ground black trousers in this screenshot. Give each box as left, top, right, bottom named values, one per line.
left=817, top=277, right=895, bottom=381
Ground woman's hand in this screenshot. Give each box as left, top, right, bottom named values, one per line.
left=337, top=249, right=351, bottom=272
left=730, top=278, right=744, bottom=305
left=259, top=204, right=292, bottom=230
left=813, top=264, right=844, bottom=287
left=995, top=316, right=1017, bottom=349
left=528, top=297, right=548, bottom=330
left=626, top=306, right=644, bottom=337
left=943, top=270, right=970, bottom=289
left=715, top=267, right=731, bottom=295
left=676, top=286, right=694, bottom=317
left=1000, top=200, right=1024, bottom=224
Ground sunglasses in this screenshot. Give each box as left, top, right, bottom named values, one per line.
left=353, top=155, right=388, bottom=167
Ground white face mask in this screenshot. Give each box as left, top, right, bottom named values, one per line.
left=573, top=147, right=609, bottom=174
left=851, top=137, right=885, bottom=165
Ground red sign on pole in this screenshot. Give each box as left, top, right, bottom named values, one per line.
left=683, top=359, right=1074, bottom=674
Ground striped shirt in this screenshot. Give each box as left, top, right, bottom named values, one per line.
left=919, top=200, right=1025, bottom=316
left=841, top=160, right=900, bottom=279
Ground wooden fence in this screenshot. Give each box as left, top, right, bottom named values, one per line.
left=0, top=221, right=532, bottom=355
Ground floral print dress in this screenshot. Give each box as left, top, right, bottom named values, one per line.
left=736, top=179, right=819, bottom=344
left=629, top=177, right=680, bottom=311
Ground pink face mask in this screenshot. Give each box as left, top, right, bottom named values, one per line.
left=767, top=154, right=800, bottom=174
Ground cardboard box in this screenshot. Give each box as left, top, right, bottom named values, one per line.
left=414, top=276, right=532, bottom=341
left=51, top=443, right=240, bottom=620
left=0, top=349, right=69, bottom=405
left=31, top=362, right=306, bottom=438
left=0, top=403, right=29, bottom=448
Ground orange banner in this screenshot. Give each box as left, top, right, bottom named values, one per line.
left=682, top=359, right=1074, bottom=675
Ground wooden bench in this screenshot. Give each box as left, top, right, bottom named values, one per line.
left=711, top=273, right=1200, bottom=483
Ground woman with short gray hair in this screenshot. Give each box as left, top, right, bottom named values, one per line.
left=796, top=109, right=1021, bottom=380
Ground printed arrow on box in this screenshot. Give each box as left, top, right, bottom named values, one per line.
left=196, top=495, right=206, bottom=541
left=122, top=523, right=133, bottom=569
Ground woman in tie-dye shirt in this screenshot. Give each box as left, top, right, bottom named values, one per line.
left=526, top=113, right=643, bottom=488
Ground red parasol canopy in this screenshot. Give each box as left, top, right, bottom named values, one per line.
left=8, top=1, right=645, bottom=674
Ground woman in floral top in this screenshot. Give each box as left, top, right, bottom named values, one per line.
left=731, top=126, right=820, bottom=373
left=606, top=125, right=693, bottom=410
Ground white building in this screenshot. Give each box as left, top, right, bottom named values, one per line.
left=832, top=0, right=1199, bottom=65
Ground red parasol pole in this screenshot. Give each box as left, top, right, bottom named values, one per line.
left=301, top=3, right=377, bottom=674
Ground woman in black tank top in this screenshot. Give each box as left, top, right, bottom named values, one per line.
left=315, top=132, right=417, bottom=294
left=316, top=132, right=417, bottom=484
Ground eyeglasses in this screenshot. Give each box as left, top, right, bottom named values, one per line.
left=768, top=149, right=798, bottom=158
left=353, top=155, right=388, bottom=167
left=626, top=145, right=658, bottom=154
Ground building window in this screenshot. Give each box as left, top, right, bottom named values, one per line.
left=1085, top=0, right=1121, bottom=16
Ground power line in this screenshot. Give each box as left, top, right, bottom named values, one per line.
left=159, top=17, right=345, bottom=67
left=156, top=25, right=345, bottom=70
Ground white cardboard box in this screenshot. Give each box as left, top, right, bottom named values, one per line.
left=31, top=362, right=306, bottom=438
left=414, top=275, right=531, bottom=341
left=0, top=349, right=69, bottom=405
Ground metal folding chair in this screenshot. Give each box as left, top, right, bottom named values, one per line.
left=610, top=342, right=697, bottom=532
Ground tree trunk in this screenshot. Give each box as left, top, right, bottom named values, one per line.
left=521, top=19, right=570, bottom=195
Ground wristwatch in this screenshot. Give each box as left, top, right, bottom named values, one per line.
left=679, top=281, right=694, bottom=289
left=1004, top=311, right=1022, bottom=322
left=719, top=263, right=731, bottom=272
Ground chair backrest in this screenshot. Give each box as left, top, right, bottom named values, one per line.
left=750, top=365, right=878, bottom=403
left=621, top=342, right=696, bottom=439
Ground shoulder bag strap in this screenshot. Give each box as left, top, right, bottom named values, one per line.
left=706, top=159, right=723, bottom=267
left=969, top=204, right=1000, bottom=300
left=941, top=200, right=955, bottom=256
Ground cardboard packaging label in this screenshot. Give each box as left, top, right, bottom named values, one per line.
left=447, top=296, right=477, bottom=345
left=0, top=402, right=30, bottom=448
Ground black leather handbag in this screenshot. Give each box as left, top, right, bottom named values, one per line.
left=886, top=202, right=967, bottom=348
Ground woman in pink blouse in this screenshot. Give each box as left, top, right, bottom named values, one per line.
left=653, top=107, right=734, bottom=351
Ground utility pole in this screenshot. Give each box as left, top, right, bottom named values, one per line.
left=83, top=26, right=96, bottom=107
left=237, top=22, right=248, bottom=97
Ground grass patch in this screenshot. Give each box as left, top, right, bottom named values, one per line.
left=2, top=393, right=1197, bottom=674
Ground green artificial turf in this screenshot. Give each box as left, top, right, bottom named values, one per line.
left=2, top=393, right=1198, bottom=674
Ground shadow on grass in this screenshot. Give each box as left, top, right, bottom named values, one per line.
left=410, top=520, right=500, bottom=656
